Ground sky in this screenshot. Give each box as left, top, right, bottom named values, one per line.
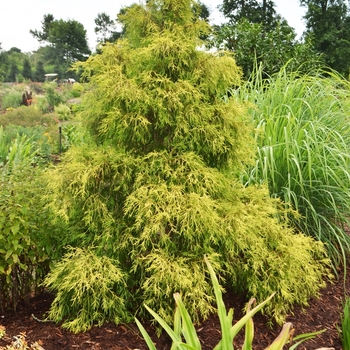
left=0, top=0, right=307, bottom=53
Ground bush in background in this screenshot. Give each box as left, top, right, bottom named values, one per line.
left=69, top=82, right=84, bottom=98
left=0, top=106, right=56, bottom=128
left=54, top=103, right=71, bottom=120
left=2, top=91, right=23, bottom=109
left=42, top=82, right=65, bottom=111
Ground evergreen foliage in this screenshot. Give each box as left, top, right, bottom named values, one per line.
left=301, top=0, right=350, bottom=76
left=44, top=247, right=131, bottom=333
left=22, top=58, right=32, bottom=80
left=45, top=0, right=330, bottom=329
left=34, top=61, right=46, bottom=82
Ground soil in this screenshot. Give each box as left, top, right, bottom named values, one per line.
left=0, top=265, right=349, bottom=350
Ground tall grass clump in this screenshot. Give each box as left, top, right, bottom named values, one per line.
left=2, top=91, right=23, bottom=109
left=237, top=64, right=350, bottom=268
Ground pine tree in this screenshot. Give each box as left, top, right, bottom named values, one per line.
left=7, top=61, right=18, bottom=82
left=22, top=58, right=32, bottom=80
left=34, top=60, right=45, bottom=82
left=45, top=0, right=330, bottom=330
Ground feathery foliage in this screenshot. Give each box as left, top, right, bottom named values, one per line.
left=44, top=0, right=331, bottom=329
left=44, top=247, right=131, bottom=333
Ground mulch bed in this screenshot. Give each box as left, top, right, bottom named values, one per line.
left=0, top=265, right=349, bottom=350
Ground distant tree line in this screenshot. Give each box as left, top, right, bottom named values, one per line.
left=0, top=0, right=349, bottom=82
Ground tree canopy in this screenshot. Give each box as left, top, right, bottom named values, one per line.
left=301, top=0, right=350, bottom=75
left=212, top=1, right=322, bottom=78
left=94, top=12, right=121, bottom=44
left=30, top=15, right=91, bottom=78
left=220, top=0, right=279, bottom=29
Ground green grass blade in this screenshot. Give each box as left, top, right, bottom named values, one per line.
left=242, top=298, right=256, bottom=350
left=265, top=323, right=293, bottom=350
left=135, top=318, right=157, bottom=350
left=204, top=255, right=233, bottom=350
left=143, top=304, right=184, bottom=346
left=289, top=329, right=326, bottom=350
left=173, top=293, right=201, bottom=349
left=171, top=306, right=182, bottom=350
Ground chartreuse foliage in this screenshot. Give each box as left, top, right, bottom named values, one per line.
left=238, top=65, right=350, bottom=268
left=43, top=247, right=131, bottom=333
left=136, top=256, right=326, bottom=350
left=44, top=0, right=331, bottom=331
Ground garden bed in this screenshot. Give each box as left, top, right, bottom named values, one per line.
left=0, top=266, right=349, bottom=350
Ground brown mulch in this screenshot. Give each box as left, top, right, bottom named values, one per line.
left=0, top=268, right=349, bottom=350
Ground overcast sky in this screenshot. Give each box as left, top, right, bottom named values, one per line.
left=0, top=0, right=306, bottom=53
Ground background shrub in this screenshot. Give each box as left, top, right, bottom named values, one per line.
left=2, top=91, right=22, bottom=109
left=43, top=82, right=65, bottom=111
left=0, top=106, right=56, bottom=128
left=54, top=103, right=71, bottom=121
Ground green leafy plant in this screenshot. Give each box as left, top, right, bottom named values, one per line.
left=0, top=165, right=52, bottom=312
left=238, top=64, right=350, bottom=268
left=2, top=91, right=22, bottom=109
left=0, top=106, right=56, bottom=128
left=0, top=126, right=38, bottom=168
left=54, top=103, right=71, bottom=120
left=69, top=81, right=84, bottom=98
left=3, top=124, right=55, bottom=161
left=43, top=247, right=132, bottom=333
left=42, top=82, right=64, bottom=111
left=136, top=256, right=325, bottom=350
left=339, top=296, right=350, bottom=350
